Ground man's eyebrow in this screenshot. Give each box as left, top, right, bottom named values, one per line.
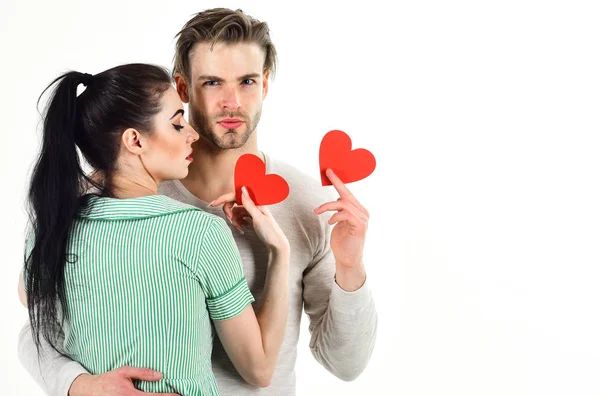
left=196, top=73, right=262, bottom=82
left=238, top=73, right=261, bottom=81
left=197, top=75, right=224, bottom=82
left=169, top=109, right=184, bottom=119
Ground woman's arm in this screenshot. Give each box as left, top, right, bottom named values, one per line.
left=213, top=245, right=289, bottom=387
left=210, top=186, right=290, bottom=387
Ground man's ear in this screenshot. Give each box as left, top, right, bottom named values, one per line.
left=175, top=73, right=190, bottom=103
left=262, top=70, right=270, bottom=100
left=121, top=128, right=144, bottom=155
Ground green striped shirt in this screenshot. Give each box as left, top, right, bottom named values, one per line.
left=26, top=194, right=255, bottom=395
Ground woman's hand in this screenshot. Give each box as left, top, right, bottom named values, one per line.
left=211, top=187, right=289, bottom=252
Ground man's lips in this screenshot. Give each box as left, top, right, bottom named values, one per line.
left=218, top=118, right=244, bottom=129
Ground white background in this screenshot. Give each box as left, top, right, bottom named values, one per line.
left=1, top=0, right=600, bottom=395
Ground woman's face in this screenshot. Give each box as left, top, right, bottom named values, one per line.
left=141, top=87, right=199, bottom=183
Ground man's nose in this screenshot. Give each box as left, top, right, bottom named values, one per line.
left=220, top=86, right=241, bottom=109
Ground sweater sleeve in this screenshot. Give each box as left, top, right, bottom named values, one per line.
left=17, top=320, right=89, bottom=396
left=302, top=215, right=378, bottom=381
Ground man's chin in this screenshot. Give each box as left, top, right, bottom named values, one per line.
left=218, top=141, right=245, bottom=150
left=215, top=132, right=249, bottom=149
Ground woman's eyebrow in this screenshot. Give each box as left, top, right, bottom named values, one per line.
left=170, top=109, right=185, bottom=119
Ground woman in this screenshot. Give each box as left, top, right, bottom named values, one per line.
left=18, top=63, right=290, bottom=395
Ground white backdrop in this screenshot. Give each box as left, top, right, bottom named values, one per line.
left=1, top=0, right=600, bottom=395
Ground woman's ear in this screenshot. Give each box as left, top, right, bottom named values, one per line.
left=121, top=128, right=144, bottom=155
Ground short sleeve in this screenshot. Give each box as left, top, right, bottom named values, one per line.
left=197, top=218, right=255, bottom=321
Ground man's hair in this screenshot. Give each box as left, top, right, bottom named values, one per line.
left=173, top=8, right=277, bottom=81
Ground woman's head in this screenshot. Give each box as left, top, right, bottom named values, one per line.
left=68, top=63, right=198, bottom=188
left=25, top=63, right=198, bottom=354
left=117, top=85, right=199, bottom=185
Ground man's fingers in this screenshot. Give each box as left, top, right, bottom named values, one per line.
left=328, top=210, right=366, bottom=232
left=314, top=201, right=367, bottom=222
left=328, top=210, right=353, bottom=226
left=120, top=368, right=182, bottom=395
left=324, top=169, right=369, bottom=217
left=118, top=366, right=162, bottom=382
left=325, top=169, right=352, bottom=199
left=133, top=391, right=181, bottom=396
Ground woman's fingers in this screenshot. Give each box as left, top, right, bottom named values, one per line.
left=208, top=192, right=237, bottom=221
left=240, top=187, right=262, bottom=219
left=209, top=192, right=236, bottom=207
left=231, top=207, right=251, bottom=230
left=222, top=201, right=235, bottom=221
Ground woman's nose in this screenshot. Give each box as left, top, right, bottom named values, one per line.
left=188, top=126, right=200, bottom=142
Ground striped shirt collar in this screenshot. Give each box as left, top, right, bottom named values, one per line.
left=77, top=194, right=198, bottom=220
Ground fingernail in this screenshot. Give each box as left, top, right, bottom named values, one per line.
left=241, top=186, right=247, bottom=195
left=154, top=371, right=162, bottom=379
left=208, top=200, right=215, bottom=207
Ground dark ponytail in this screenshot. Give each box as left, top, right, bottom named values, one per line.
left=26, top=72, right=91, bottom=354
left=25, top=64, right=172, bottom=355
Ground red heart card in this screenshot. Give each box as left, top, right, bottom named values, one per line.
left=234, top=154, right=290, bottom=205
left=319, top=130, right=376, bottom=186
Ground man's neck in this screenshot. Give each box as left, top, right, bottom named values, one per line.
left=180, top=137, right=264, bottom=203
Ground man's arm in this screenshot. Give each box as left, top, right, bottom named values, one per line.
left=303, top=169, right=377, bottom=381
left=17, top=320, right=89, bottom=396
left=303, top=251, right=377, bottom=381
left=17, top=272, right=178, bottom=396
left=17, top=265, right=90, bottom=396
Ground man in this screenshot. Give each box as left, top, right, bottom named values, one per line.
left=18, top=8, right=377, bottom=395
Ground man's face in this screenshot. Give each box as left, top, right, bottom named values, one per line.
left=185, top=42, right=269, bottom=150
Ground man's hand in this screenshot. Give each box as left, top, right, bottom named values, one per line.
left=314, top=169, right=369, bottom=292
left=68, top=367, right=180, bottom=396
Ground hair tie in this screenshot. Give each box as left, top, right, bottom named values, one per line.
left=81, top=73, right=94, bottom=86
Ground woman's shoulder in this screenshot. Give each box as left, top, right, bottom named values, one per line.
left=156, top=195, right=225, bottom=227
left=77, top=194, right=221, bottom=228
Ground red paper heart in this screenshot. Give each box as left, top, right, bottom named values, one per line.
left=319, top=130, right=376, bottom=186
left=234, top=154, right=290, bottom=205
